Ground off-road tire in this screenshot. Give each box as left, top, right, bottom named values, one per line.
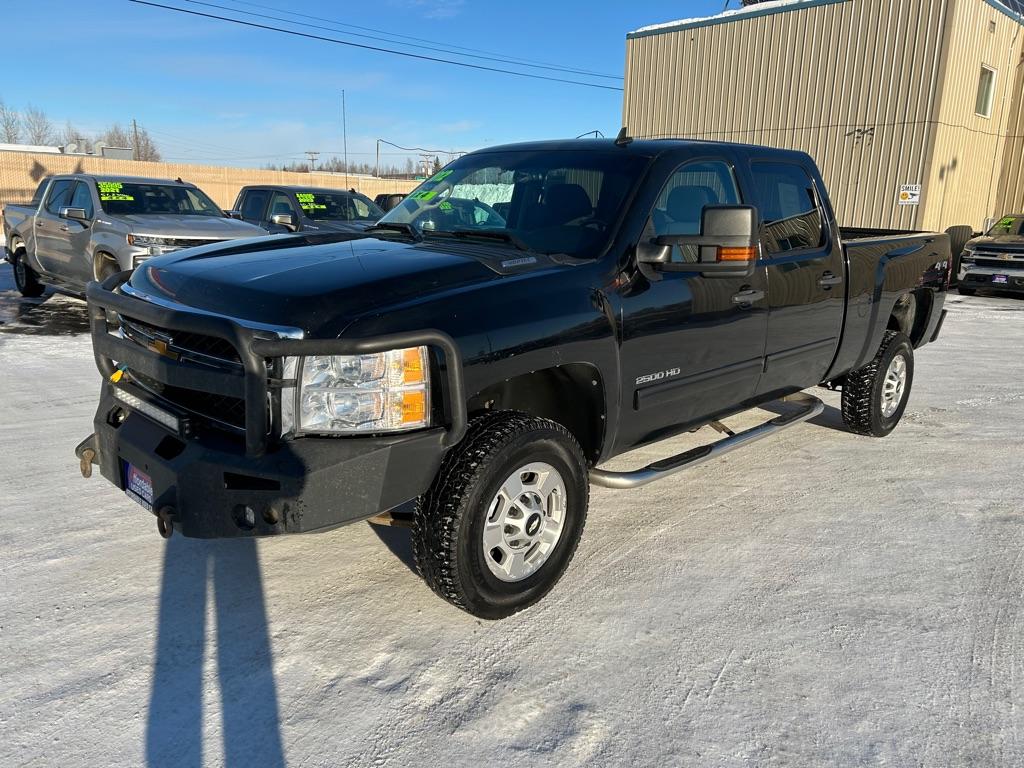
left=413, top=411, right=589, bottom=619
left=12, top=250, right=45, bottom=298
left=957, top=285, right=977, bottom=296
left=841, top=330, right=914, bottom=437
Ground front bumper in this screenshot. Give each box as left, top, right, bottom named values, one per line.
left=80, top=272, right=467, bottom=538
left=81, top=384, right=448, bottom=537
left=960, top=265, right=1024, bottom=293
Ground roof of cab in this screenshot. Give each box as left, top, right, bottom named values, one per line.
left=52, top=173, right=198, bottom=187
left=466, top=137, right=813, bottom=162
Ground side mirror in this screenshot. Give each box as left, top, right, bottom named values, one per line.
left=271, top=213, right=298, bottom=231
left=59, top=206, right=89, bottom=223
left=638, top=205, right=759, bottom=278
left=226, top=209, right=243, bottom=220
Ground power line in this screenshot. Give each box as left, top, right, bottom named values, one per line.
left=190, top=0, right=622, bottom=80
left=128, top=1, right=624, bottom=92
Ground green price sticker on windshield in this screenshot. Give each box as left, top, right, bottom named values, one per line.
left=439, top=201, right=453, bottom=212
left=429, top=170, right=453, bottom=183
left=295, top=193, right=326, bottom=211
left=410, top=190, right=437, bottom=201
left=97, top=181, right=134, bottom=201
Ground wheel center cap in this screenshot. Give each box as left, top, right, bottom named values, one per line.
left=525, top=513, right=542, bottom=537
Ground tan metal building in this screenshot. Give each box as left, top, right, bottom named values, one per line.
left=623, top=0, right=1024, bottom=232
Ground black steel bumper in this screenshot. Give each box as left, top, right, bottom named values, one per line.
left=80, top=273, right=467, bottom=538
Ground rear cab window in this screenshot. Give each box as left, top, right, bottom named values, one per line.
left=750, top=162, right=826, bottom=254
left=239, top=189, right=270, bottom=221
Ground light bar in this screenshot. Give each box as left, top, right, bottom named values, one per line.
left=112, top=387, right=181, bottom=433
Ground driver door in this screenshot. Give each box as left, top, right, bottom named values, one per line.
left=614, top=157, right=769, bottom=451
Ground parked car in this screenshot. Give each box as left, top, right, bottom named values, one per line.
left=958, top=214, right=1024, bottom=295
left=232, top=185, right=384, bottom=234
left=374, top=192, right=406, bottom=212
left=2, top=175, right=265, bottom=297
left=77, top=138, right=950, bottom=619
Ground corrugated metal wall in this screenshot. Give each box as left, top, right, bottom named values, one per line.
left=624, top=0, right=1024, bottom=231
left=927, top=0, right=1024, bottom=228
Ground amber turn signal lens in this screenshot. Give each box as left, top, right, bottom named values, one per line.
left=718, top=246, right=757, bottom=262
left=400, top=390, right=427, bottom=424
left=402, top=347, right=426, bottom=384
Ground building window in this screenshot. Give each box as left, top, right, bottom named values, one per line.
left=976, top=66, right=996, bottom=118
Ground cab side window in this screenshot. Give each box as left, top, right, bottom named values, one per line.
left=268, top=191, right=299, bottom=221
left=44, top=179, right=75, bottom=215
left=70, top=182, right=94, bottom=219
left=750, top=163, right=825, bottom=254
left=649, top=161, right=740, bottom=263
left=240, top=189, right=269, bottom=222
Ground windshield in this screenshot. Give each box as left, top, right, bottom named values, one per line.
left=378, top=149, right=649, bottom=257
left=97, top=182, right=224, bottom=216
left=986, top=215, right=1024, bottom=236
left=295, top=190, right=383, bottom=222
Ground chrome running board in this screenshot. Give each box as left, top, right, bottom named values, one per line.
left=589, top=392, right=824, bottom=490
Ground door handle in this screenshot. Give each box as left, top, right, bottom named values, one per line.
left=818, top=272, right=843, bottom=288
left=731, top=288, right=765, bottom=305
left=60, top=225, right=69, bottom=232
left=36, top=220, right=44, bottom=227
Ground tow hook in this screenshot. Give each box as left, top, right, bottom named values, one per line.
left=74, top=435, right=99, bottom=479
left=156, top=507, right=175, bottom=539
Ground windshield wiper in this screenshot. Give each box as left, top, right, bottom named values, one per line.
left=448, top=229, right=531, bottom=252
left=366, top=222, right=422, bottom=242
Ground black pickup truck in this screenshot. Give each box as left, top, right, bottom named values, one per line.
left=76, top=138, right=950, bottom=619
left=230, top=185, right=384, bottom=234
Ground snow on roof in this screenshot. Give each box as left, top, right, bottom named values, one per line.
left=629, top=0, right=1024, bottom=38
left=628, top=0, right=836, bottom=37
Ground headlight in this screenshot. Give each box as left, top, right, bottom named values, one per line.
left=961, top=247, right=976, bottom=264
left=280, top=347, right=430, bottom=435
left=127, top=234, right=172, bottom=246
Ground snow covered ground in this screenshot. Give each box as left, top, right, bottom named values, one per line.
left=1, top=270, right=1022, bottom=768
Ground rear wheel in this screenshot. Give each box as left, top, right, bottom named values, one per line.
left=413, top=411, right=588, bottom=619
left=12, top=250, right=45, bottom=298
left=841, top=331, right=914, bottom=437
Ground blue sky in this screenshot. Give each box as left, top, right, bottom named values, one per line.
left=4, top=0, right=730, bottom=169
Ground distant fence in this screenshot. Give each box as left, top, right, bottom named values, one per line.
left=0, top=151, right=418, bottom=210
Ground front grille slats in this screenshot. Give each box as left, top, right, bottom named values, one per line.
left=118, top=316, right=260, bottom=435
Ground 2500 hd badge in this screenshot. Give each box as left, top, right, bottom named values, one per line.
left=75, top=137, right=950, bottom=619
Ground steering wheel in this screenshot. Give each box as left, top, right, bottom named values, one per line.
left=574, top=216, right=608, bottom=232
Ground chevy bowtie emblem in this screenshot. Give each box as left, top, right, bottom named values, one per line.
left=147, top=338, right=180, bottom=360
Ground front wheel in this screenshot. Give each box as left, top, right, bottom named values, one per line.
left=413, top=411, right=589, bottom=619
left=841, top=331, right=914, bottom=437
left=12, top=250, right=45, bottom=298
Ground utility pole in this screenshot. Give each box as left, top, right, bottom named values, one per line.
left=341, top=90, right=349, bottom=187
left=132, top=118, right=140, bottom=161
left=375, top=138, right=381, bottom=179
left=305, top=150, right=319, bottom=172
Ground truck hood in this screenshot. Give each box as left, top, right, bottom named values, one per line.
left=117, top=214, right=266, bottom=238
left=301, top=220, right=376, bottom=233
left=966, top=234, right=1024, bottom=251
left=126, top=234, right=553, bottom=337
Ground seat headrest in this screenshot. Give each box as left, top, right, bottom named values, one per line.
left=544, top=183, right=592, bottom=225
left=666, top=186, right=715, bottom=224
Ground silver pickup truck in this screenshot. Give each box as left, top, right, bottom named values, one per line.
left=2, top=174, right=266, bottom=297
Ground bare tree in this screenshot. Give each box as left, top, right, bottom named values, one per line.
left=23, top=105, right=56, bottom=145
left=0, top=99, right=20, bottom=143
left=133, top=124, right=161, bottom=162
left=61, top=121, right=91, bottom=148
left=98, top=123, right=133, bottom=149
